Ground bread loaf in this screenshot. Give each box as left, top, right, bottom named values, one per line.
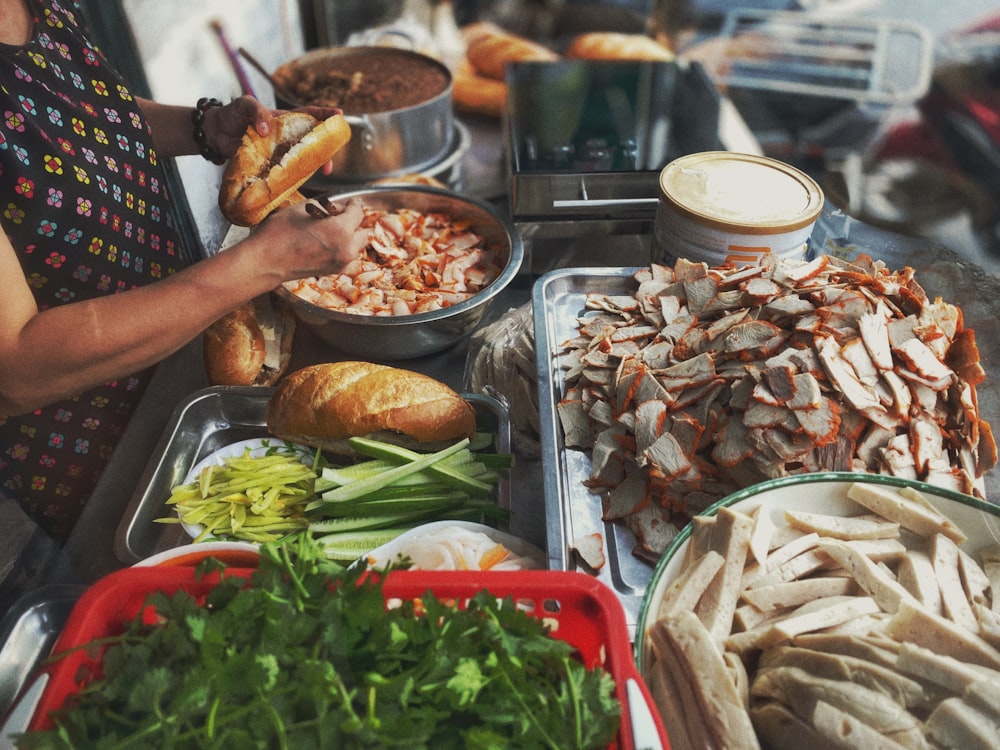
left=203, top=294, right=296, bottom=387
left=266, top=361, right=477, bottom=453
left=565, top=32, right=675, bottom=62
left=219, top=111, right=352, bottom=227
left=462, top=22, right=559, bottom=81
left=452, top=57, right=508, bottom=118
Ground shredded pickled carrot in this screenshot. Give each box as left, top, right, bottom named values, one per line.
left=478, top=543, right=511, bottom=570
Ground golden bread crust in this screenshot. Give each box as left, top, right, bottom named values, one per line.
left=565, top=32, right=675, bottom=62
left=203, top=296, right=296, bottom=386
left=462, top=22, right=558, bottom=81
left=266, top=361, right=477, bottom=446
left=219, top=112, right=352, bottom=226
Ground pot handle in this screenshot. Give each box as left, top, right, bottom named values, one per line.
left=342, top=114, right=375, bottom=152
left=349, top=27, right=421, bottom=52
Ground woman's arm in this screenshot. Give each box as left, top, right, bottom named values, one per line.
left=136, top=96, right=271, bottom=160
left=0, top=199, right=368, bottom=416
left=137, top=96, right=345, bottom=162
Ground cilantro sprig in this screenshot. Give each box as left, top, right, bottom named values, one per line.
left=16, top=538, right=620, bottom=749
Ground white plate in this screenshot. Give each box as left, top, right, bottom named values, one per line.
left=364, top=520, right=545, bottom=571
left=178, top=438, right=316, bottom=540
left=135, top=541, right=261, bottom=568
left=635, top=471, right=1000, bottom=676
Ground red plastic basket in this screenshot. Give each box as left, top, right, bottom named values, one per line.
left=25, top=567, right=669, bottom=749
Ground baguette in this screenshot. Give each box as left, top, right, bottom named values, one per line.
left=219, top=111, right=351, bottom=227
left=452, top=57, right=508, bottom=117
left=203, top=294, right=295, bottom=387
left=462, top=22, right=558, bottom=81
left=565, top=32, right=675, bottom=62
left=265, top=361, right=477, bottom=454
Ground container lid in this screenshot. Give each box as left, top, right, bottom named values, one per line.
left=658, top=151, right=824, bottom=234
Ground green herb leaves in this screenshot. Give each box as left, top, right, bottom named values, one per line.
left=18, top=539, right=619, bottom=749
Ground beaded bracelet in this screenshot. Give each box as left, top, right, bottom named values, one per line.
left=192, top=97, right=226, bottom=165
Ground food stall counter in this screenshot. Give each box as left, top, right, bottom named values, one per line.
left=61, top=279, right=541, bottom=583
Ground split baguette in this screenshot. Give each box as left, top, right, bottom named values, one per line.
left=266, top=361, right=476, bottom=453
left=219, top=111, right=351, bottom=227
left=203, top=294, right=295, bottom=387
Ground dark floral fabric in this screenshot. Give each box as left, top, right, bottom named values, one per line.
left=0, top=0, right=189, bottom=542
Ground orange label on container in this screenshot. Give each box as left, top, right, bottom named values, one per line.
left=726, top=246, right=772, bottom=265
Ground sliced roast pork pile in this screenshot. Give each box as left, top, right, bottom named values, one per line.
left=557, top=255, right=998, bottom=559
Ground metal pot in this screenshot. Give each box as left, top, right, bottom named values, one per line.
left=275, top=186, right=524, bottom=360
left=272, top=46, right=455, bottom=183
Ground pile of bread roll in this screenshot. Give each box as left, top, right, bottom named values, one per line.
left=453, top=23, right=675, bottom=118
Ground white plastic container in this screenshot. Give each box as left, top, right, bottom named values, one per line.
left=653, top=151, right=824, bottom=266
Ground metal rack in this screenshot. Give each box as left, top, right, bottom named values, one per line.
left=711, top=8, right=934, bottom=107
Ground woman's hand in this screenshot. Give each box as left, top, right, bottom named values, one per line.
left=0, top=193, right=370, bottom=415
left=248, top=197, right=369, bottom=281
left=206, top=96, right=346, bottom=173
left=138, top=96, right=346, bottom=170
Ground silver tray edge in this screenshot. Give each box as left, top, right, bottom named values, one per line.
left=533, top=267, right=652, bottom=635
left=0, top=585, right=83, bottom=720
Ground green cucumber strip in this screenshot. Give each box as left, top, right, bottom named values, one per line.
left=319, top=439, right=470, bottom=503
left=322, top=467, right=444, bottom=491
left=348, top=437, right=493, bottom=496
left=315, top=528, right=413, bottom=561
left=320, top=458, right=457, bottom=490
left=472, top=453, right=515, bottom=470
left=308, top=510, right=438, bottom=534
left=308, top=482, right=460, bottom=512
left=437, top=456, right=489, bottom=477
left=439, top=461, right=498, bottom=485
left=437, top=452, right=510, bottom=473
left=319, top=450, right=508, bottom=491
left=468, top=432, right=494, bottom=451
left=323, top=458, right=486, bottom=490
left=317, top=493, right=467, bottom=518
left=442, top=508, right=501, bottom=524
left=322, top=482, right=458, bottom=504
left=320, top=459, right=398, bottom=486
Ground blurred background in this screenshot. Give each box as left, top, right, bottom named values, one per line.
left=77, top=0, right=1000, bottom=273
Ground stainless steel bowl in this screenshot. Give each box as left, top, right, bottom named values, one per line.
left=276, top=186, right=524, bottom=359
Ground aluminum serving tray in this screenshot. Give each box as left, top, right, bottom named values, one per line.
left=533, top=267, right=652, bottom=636
left=0, top=584, right=84, bottom=735
left=113, top=386, right=512, bottom=566
left=534, top=263, right=1000, bottom=639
